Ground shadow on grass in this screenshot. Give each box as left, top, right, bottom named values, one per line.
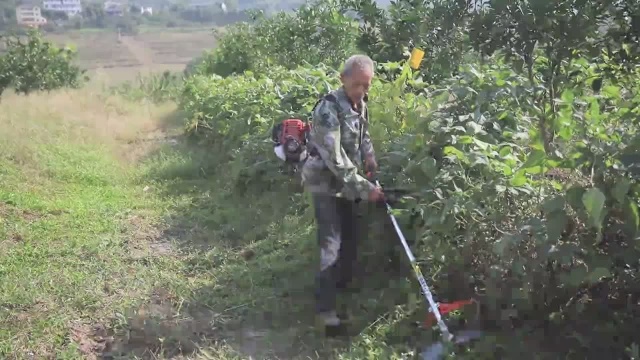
left=100, top=110, right=436, bottom=359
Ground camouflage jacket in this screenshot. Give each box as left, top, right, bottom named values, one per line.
left=301, top=87, right=376, bottom=200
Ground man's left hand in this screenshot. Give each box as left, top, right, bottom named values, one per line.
left=365, top=155, right=377, bottom=179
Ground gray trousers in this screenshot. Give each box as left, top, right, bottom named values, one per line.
left=312, top=193, right=359, bottom=314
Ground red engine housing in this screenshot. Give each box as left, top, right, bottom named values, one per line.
left=272, top=118, right=312, bottom=163
left=279, top=119, right=310, bottom=145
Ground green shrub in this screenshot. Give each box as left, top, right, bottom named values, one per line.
left=198, top=0, right=358, bottom=77
left=0, top=29, right=86, bottom=97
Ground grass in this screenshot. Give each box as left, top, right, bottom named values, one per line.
left=0, top=85, right=316, bottom=359
left=0, top=87, right=189, bottom=358
left=0, top=80, right=477, bottom=359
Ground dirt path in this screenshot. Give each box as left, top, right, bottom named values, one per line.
left=119, top=35, right=155, bottom=67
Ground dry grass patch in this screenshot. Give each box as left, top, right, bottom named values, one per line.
left=0, top=87, right=176, bottom=165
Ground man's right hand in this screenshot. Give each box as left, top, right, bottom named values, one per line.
left=368, top=186, right=385, bottom=203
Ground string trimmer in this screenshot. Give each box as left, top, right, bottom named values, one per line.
left=373, top=180, right=483, bottom=360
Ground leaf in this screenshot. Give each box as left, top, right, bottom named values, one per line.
left=466, top=121, right=486, bottom=135
left=561, top=89, right=574, bottom=104
left=499, top=146, right=512, bottom=157
left=473, top=138, right=490, bottom=150
left=561, top=266, right=588, bottom=287
left=419, top=156, right=438, bottom=179
left=542, top=196, right=565, bottom=213
left=602, top=85, right=619, bottom=98
left=565, top=186, right=586, bottom=212
left=510, top=172, right=528, bottom=187
left=443, top=146, right=467, bottom=162
left=545, top=211, right=568, bottom=242
left=520, top=150, right=546, bottom=171
left=624, top=199, right=640, bottom=237
left=612, top=178, right=631, bottom=204
left=586, top=267, right=611, bottom=284
left=582, top=188, right=607, bottom=230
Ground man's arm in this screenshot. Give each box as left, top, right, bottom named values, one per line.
left=361, top=120, right=375, bottom=162
left=361, top=106, right=377, bottom=176
left=311, top=99, right=375, bottom=200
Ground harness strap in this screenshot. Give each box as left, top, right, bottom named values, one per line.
left=308, top=93, right=338, bottom=157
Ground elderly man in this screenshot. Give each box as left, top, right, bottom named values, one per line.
left=302, top=54, right=385, bottom=336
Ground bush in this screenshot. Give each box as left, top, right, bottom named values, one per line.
left=198, top=0, right=358, bottom=76
left=0, top=29, right=86, bottom=97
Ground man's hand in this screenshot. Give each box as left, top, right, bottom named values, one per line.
left=365, top=155, right=378, bottom=179
left=368, top=186, right=385, bottom=203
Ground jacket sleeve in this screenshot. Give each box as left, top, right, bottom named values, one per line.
left=311, top=99, right=375, bottom=200
left=360, top=109, right=375, bottom=162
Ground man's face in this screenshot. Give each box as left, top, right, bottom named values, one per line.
left=341, top=66, right=373, bottom=104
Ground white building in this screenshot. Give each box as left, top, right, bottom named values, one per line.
left=140, top=7, right=153, bottom=15
left=15, top=5, right=47, bottom=27
left=42, top=0, right=82, bottom=17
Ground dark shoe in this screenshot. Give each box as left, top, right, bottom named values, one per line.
left=337, top=308, right=352, bottom=322
left=324, top=323, right=349, bottom=337
left=316, top=311, right=349, bottom=338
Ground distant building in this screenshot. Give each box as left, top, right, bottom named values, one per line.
left=42, top=0, right=82, bottom=17
left=132, top=5, right=153, bottom=15
left=187, top=1, right=218, bottom=9
left=104, top=1, right=124, bottom=16
left=15, top=5, right=48, bottom=28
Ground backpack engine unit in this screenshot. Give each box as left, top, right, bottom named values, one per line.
left=272, top=118, right=311, bottom=163
left=271, top=94, right=338, bottom=165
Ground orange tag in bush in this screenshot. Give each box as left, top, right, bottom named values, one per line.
left=409, top=48, right=425, bottom=70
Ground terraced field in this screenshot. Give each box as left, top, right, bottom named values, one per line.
left=135, top=31, right=217, bottom=65
left=40, top=28, right=217, bottom=83
left=46, top=32, right=142, bottom=69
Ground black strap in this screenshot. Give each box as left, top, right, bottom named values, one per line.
left=310, top=93, right=338, bottom=115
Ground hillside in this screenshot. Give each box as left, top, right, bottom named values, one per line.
left=1, top=0, right=640, bottom=359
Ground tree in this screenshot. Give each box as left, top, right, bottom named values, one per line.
left=0, top=29, right=86, bottom=97
left=82, top=2, right=107, bottom=28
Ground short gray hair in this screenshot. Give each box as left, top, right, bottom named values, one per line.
left=341, top=54, right=374, bottom=77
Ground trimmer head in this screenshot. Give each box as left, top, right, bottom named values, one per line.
left=421, top=299, right=483, bottom=360
left=420, top=330, right=485, bottom=360
left=424, top=299, right=475, bottom=327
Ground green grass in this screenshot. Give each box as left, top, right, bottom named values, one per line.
left=0, top=91, right=197, bottom=359
left=0, top=90, right=214, bottom=358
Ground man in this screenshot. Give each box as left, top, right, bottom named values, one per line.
left=302, top=54, right=385, bottom=335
